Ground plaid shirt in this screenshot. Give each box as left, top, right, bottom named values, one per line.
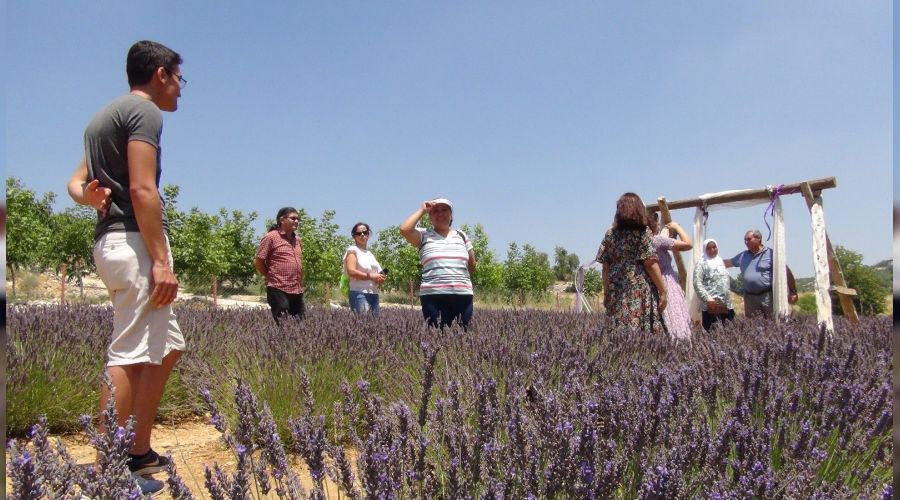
left=256, top=229, right=304, bottom=294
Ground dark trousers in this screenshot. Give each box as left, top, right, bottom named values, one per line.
left=266, top=287, right=305, bottom=323
left=702, top=309, right=735, bottom=331
left=420, top=294, right=473, bottom=329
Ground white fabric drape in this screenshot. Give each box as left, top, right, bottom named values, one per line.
left=684, top=207, right=706, bottom=322
left=771, top=197, right=789, bottom=318
left=573, top=260, right=599, bottom=312
left=809, top=198, right=834, bottom=334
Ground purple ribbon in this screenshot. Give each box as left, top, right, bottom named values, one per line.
left=763, top=184, right=784, bottom=241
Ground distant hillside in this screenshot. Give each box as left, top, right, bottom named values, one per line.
left=795, top=258, right=891, bottom=292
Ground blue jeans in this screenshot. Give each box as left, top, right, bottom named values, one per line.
left=420, top=294, right=473, bottom=330
left=349, top=291, right=380, bottom=315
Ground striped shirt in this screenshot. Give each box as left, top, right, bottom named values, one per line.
left=418, top=228, right=473, bottom=296
left=256, top=230, right=304, bottom=294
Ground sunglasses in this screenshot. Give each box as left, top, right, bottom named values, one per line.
left=286, top=216, right=299, bottom=221
left=353, top=230, right=370, bottom=236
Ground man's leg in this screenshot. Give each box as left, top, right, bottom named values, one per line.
left=98, top=364, right=139, bottom=432
left=267, top=287, right=290, bottom=323
left=131, top=350, right=181, bottom=454
left=289, top=292, right=305, bottom=319
left=743, top=294, right=761, bottom=317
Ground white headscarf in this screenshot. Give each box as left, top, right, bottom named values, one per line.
left=702, top=238, right=727, bottom=273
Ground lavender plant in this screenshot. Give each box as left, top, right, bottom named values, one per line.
left=7, top=304, right=892, bottom=497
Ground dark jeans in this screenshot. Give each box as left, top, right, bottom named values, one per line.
left=266, top=287, right=305, bottom=324
left=420, top=294, right=473, bottom=329
left=702, top=309, right=735, bottom=331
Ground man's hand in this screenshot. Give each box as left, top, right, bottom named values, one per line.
left=149, top=261, right=178, bottom=307
left=83, top=179, right=112, bottom=216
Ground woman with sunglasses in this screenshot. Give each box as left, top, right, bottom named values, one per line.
left=343, top=222, right=386, bottom=314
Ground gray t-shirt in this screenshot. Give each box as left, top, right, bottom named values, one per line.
left=84, top=94, right=168, bottom=240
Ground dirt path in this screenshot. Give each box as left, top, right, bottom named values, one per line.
left=12, top=419, right=346, bottom=499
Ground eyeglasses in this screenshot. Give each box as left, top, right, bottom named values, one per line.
left=167, top=70, right=187, bottom=89
left=353, top=231, right=370, bottom=236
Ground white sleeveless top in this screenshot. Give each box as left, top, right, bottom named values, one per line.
left=343, top=245, right=382, bottom=293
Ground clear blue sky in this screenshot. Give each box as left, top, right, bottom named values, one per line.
left=7, top=1, right=892, bottom=278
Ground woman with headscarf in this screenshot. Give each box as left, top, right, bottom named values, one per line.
left=693, top=238, right=735, bottom=330
left=597, top=192, right=667, bottom=335
left=649, top=215, right=693, bottom=340
left=400, top=198, right=476, bottom=329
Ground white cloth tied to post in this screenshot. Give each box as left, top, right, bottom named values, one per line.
left=809, top=197, right=834, bottom=333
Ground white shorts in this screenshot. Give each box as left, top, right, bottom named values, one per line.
left=94, top=232, right=186, bottom=367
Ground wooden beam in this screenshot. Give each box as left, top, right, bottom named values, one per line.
left=799, top=182, right=859, bottom=322
left=656, top=197, right=687, bottom=291
left=645, top=177, right=837, bottom=211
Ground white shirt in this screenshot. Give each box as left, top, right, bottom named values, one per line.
left=343, top=245, right=382, bottom=293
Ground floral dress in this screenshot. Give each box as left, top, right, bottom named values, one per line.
left=597, top=228, right=667, bottom=335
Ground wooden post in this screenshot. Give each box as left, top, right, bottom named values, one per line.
left=799, top=183, right=859, bottom=322
left=657, top=197, right=687, bottom=291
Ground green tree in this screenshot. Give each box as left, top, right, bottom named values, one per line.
left=50, top=205, right=97, bottom=300
left=164, top=185, right=259, bottom=296
left=833, top=245, right=888, bottom=316
left=295, top=209, right=351, bottom=301
left=370, top=224, right=421, bottom=299
left=214, top=208, right=259, bottom=290
left=503, top=242, right=554, bottom=303
left=7, top=177, right=56, bottom=297
left=553, top=246, right=580, bottom=281
left=582, top=268, right=603, bottom=297
left=459, top=223, right=503, bottom=291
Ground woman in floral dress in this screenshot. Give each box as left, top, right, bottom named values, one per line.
left=649, top=216, right=693, bottom=341
left=597, top=193, right=668, bottom=335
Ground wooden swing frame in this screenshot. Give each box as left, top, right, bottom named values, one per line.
left=644, top=176, right=858, bottom=322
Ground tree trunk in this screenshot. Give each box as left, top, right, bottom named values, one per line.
left=409, top=279, right=415, bottom=306
left=60, top=264, right=68, bottom=304
left=9, top=267, right=16, bottom=300
left=212, top=276, right=218, bottom=307
left=79, top=275, right=85, bottom=301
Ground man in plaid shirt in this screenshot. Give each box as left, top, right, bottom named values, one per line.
left=255, top=206, right=305, bottom=323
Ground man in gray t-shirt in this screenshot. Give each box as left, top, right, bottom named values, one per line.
left=724, top=228, right=799, bottom=318
left=67, top=40, right=188, bottom=492
left=83, top=93, right=168, bottom=240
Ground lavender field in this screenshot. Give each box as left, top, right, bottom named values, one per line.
left=7, top=304, right=893, bottom=498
